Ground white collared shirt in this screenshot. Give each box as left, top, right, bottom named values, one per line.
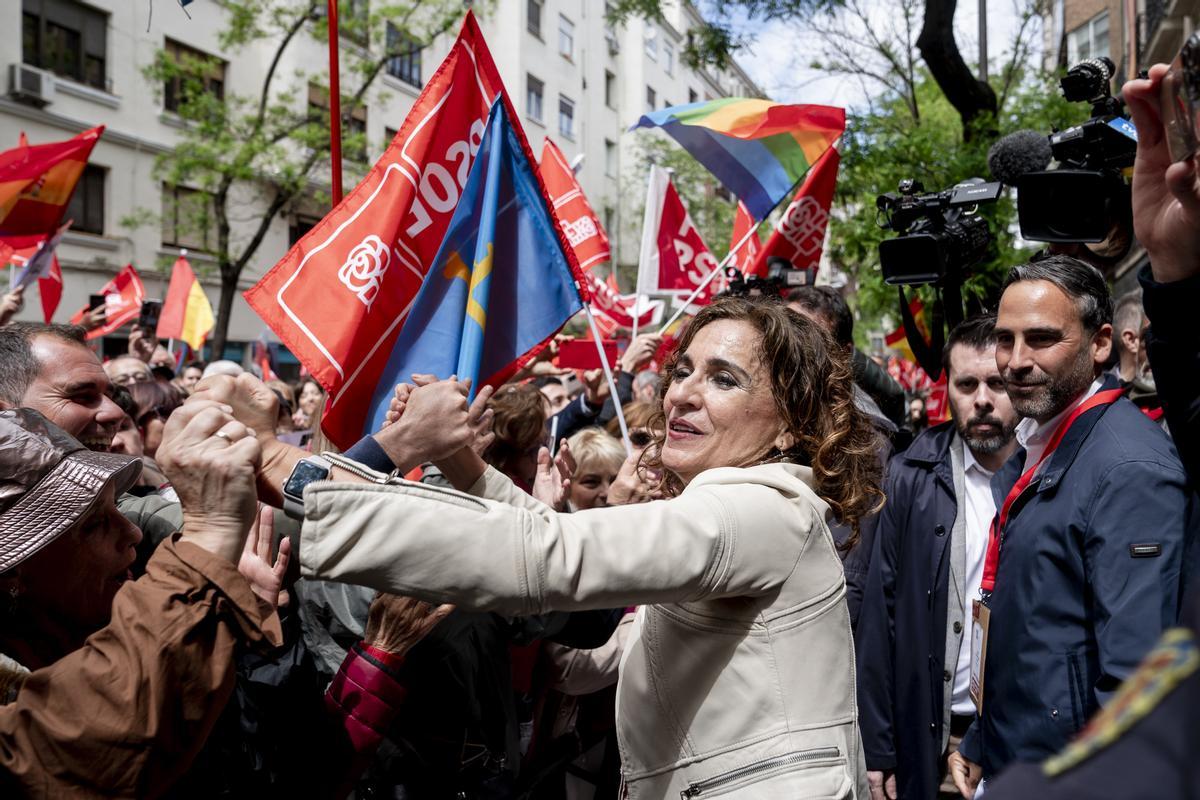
left=1014, top=376, right=1104, bottom=477
left=951, top=436, right=999, bottom=715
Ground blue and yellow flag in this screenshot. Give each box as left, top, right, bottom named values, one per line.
left=364, top=98, right=583, bottom=434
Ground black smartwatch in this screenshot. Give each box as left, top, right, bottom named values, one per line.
left=282, top=455, right=333, bottom=520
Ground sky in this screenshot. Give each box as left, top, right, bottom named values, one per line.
left=718, top=0, right=1039, bottom=109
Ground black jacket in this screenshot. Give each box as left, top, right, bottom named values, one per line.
left=959, top=379, right=1198, bottom=776
left=1141, top=265, right=1200, bottom=489
left=856, top=421, right=959, bottom=798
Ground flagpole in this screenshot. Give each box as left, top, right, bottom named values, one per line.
left=327, top=0, right=344, bottom=205
left=583, top=305, right=633, bottom=456
left=632, top=165, right=664, bottom=342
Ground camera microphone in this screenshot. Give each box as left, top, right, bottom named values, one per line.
left=987, top=129, right=1053, bottom=185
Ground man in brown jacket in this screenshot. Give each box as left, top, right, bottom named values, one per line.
left=0, top=402, right=282, bottom=798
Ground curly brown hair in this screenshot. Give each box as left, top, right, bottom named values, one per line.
left=644, top=296, right=883, bottom=549
left=483, top=384, right=547, bottom=476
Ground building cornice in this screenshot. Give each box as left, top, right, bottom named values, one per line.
left=0, top=98, right=173, bottom=154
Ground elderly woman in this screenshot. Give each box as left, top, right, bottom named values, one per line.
left=203, top=297, right=883, bottom=798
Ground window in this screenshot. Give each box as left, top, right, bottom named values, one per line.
left=604, top=139, right=616, bottom=176
left=386, top=24, right=422, bottom=88
left=308, top=83, right=367, bottom=162
left=289, top=214, right=321, bottom=247
left=664, top=99, right=673, bottom=110
left=646, top=85, right=656, bottom=112
left=161, top=184, right=218, bottom=252
left=163, top=39, right=226, bottom=113
left=664, top=41, right=675, bottom=76
left=644, top=24, right=658, bottom=60
left=558, top=14, right=574, bottom=59
left=689, top=88, right=698, bottom=104
left=527, top=0, right=542, bottom=38
left=558, top=95, right=575, bottom=140
left=22, top=0, right=108, bottom=90
left=65, top=163, right=104, bottom=235
left=527, top=74, right=544, bottom=122
left=605, top=70, right=616, bottom=109
left=1067, top=11, right=1109, bottom=64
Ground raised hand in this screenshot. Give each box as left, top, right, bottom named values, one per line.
left=127, top=324, right=159, bottom=363
left=362, top=593, right=454, bottom=658
left=608, top=450, right=662, bottom=506
left=581, top=368, right=610, bottom=406
left=188, top=374, right=287, bottom=505
left=1123, top=64, right=1200, bottom=282
left=238, top=505, right=292, bottom=610
left=532, top=439, right=572, bottom=510
left=374, top=375, right=472, bottom=467
left=0, top=286, right=25, bottom=326
left=157, top=399, right=262, bottom=564
left=619, top=333, right=663, bottom=374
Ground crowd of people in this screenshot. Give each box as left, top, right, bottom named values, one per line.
left=0, top=64, right=1197, bottom=800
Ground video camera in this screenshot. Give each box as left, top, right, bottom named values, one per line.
left=992, top=57, right=1137, bottom=243
left=718, top=257, right=816, bottom=299
left=875, top=178, right=1002, bottom=286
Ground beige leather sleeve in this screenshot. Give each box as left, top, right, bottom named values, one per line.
left=299, top=475, right=811, bottom=614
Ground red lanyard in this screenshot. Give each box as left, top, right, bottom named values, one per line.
left=979, top=388, right=1123, bottom=596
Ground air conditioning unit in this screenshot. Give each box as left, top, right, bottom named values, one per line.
left=8, top=64, right=54, bottom=107
left=606, top=33, right=620, bottom=55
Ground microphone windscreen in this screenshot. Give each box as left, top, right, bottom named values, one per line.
left=987, top=130, right=1054, bottom=185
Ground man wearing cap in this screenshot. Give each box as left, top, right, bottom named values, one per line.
left=0, top=404, right=281, bottom=796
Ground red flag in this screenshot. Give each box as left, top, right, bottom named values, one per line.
left=1, top=232, right=63, bottom=322
left=730, top=201, right=763, bottom=276
left=539, top=138, right=610, bottom=271
left=582, top=269, right=661, bottom=330
left=636, top=166, right=721, bottom=304
left=0, top=126, right=104, bottom=235
left=70, top=264, right=145, bottom=339
left=749, top=147, right=839, bottom=278
left=244, top=12, right=576, bottom=447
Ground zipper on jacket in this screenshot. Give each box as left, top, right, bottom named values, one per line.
left=680, top=747, right=841, bottom=798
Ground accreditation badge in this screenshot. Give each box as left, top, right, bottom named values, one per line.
left=970, top=600, right=991, bottom=715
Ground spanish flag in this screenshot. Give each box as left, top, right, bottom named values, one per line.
left=0, top=126, right=103, bottom=235
left=157, top=254, right=215, bottom=351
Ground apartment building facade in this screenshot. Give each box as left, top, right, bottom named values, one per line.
left=3, top=0, right=761, bottom=357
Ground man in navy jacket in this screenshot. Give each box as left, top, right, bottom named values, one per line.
left=949, top=254, right=1198, bottom=796
left=857, top=316, right=1019, bottom=800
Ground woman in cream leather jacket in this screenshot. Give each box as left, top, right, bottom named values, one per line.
left=234, top=298, right=884, bottom=798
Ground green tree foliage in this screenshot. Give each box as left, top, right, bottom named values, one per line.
left=128, top=0, right=467, bottom=355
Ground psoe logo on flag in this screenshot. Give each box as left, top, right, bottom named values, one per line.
left=779, top=197, right=829, bottom=259
left=338, top=234, right=391, bottom=309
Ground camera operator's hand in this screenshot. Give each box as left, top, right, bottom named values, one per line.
left=1124, top=64, right=1200, bottom=283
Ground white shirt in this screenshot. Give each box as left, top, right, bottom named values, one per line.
left=951, top=437, right=999, bottom=715
left=1014, top=377, right=1104, bottom=477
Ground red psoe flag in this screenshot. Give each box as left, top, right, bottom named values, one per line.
left=539, top=138, right=611, bottom=271
left=582, top=269, right=662, bottom=330
left=0, top=126, right=104, bottom=235
left=636, top=166, right=720, bottom=304
left=730, top=201, right=763, bottom=276
left=244, top=12, right=578, bottom=445
left=70, top=264, right=145, bottom=339
left=749, top=147, right=839, bottom=277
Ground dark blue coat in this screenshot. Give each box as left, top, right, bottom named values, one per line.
left=959, top=377, right=1198, bottom=777
left=855, top=421, right=959, bottom=800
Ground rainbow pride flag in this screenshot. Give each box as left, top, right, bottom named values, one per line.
left=631, top=99, right=844, bottom=220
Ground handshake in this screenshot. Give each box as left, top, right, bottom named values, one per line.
left=157, top=372, right=495, bottom=552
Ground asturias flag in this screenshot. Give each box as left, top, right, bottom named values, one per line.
left=0, top=126, right=103, bottom=235
left=630, top=99, right=843, bottom=220
left=363, top=98, right=583, bottom=435
left=157, top=254, right=215, bottom=351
